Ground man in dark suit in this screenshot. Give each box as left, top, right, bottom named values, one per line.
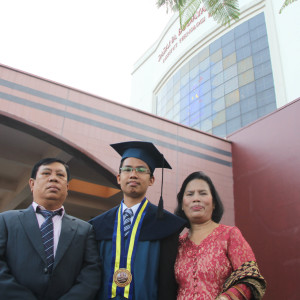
left=0, top=158, right=101, bottom=299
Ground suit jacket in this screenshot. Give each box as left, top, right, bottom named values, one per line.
left=0, top=205, right=101, bottom=300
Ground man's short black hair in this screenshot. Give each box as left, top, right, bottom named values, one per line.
left=31, top=158, right=71, bottom=182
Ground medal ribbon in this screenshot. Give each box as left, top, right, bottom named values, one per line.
left=109, top=198, right=149, bottom=299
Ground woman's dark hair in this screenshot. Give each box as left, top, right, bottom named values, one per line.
left=31, top=158, right=70, bottom=182
left=175, top=171, right=224, bottom=227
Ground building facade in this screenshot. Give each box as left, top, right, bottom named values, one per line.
left=131, top=0, right=300, bottom=137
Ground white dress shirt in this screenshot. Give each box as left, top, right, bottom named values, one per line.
left=32, top=202, right=65, bottom=257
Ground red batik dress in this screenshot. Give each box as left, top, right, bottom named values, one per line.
left=175, top=224, right=255, bottom=300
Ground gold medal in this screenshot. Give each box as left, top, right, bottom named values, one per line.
left=113, top=268, right=132, bottom=287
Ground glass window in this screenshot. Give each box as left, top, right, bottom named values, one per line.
left=255, top=74, right=274, bottom=93
left=223, top=52, right=237, bottom=70
left=224, top=64, right=238, bottom=82
left=199, top=57, right=210, bottom=72
left=159, top=103, right=166, bottom=116
left=249, top=12, right=265, bottom=30
left=166, top=109, right=173, bottom=120
left=235, top=33, right=250, bottom=49
left=213, top=97, right=225, bottom=113
left=199, top=68, right=211, bottom=83
left=238, top=57, right=253, bottom=74
left=221, top=30, right=235, bottom=46
left=257, top=88, right=276, bottom=107
left=222, top=41, right=236, bottom=58
left=242, top=109, right=258, bottom=126
left=239, top=69, right=255, bottom=87
left=210, top=38, right=222, bottom=54
left=250, top=24, right=267, bottom=42
left=211, top=60, right=223, bottom=76
left=174, top=80, right=180, bottom=94
left=211, top=49, right=222, bottom=64
left=160, top=84, right=168, bottom=98
left=173, top=113, right=180, bottom=123
left=200, top=91, right=212, bottom=106
left=166, top=98, right=173, bottom=112
left=190, top=88, right=202, bottom=103
left=180, top=95, right=189, bottom=109
left=254, top=61, right=272, bottom=79
left=212, top=84, right=225, bottom=99
left=181, top=73, right=189, bottom=87
left=201, top=118, right=213, bottom=131
left=180, top=83, right=189, bottom=98
left=166, top=77, right=173, bottom=92
left=173, top=70, right=180, bottom=84
left=236, top=45, right=252, bottom=62
left=190, top=76, right=200, bottom=92
left=252, top=48, right=270, bottom=66
left=258, top=102, right=277, bottom=117
left=166, top=87, right=173, bottom=101
left=190, top=98, right=201, bottom=113
left=234, top=21, right=249, bottom=38
left=212, top=110, right=226, bottom=127
left=198, top=47, right=210, bottom=63
left=200, top=79, right=211, bottom=95
left=240, top=82, right=256, bottom=100
left=212, top=123, right=227, bottom=137
left=189, top=55, right=199, bottom=69
left=190, top=65, right=200, bottom=80
left=226, top=116, right=241, bottom=134
left=181, top=62, right=190, bottom=77
left=226, top=102, right=240, bottom=120
left=190, top=110, right=200, bottom=127
left=173, top=101, right=180, bottom=115
left=181, top=118, right=190, bottom=126
left=211, top=72, right=224, bottom=88
left=240, top=95, right=257, bottom=113
left=225, top=89, right=240, bottom=107
left=180, top=106, right=189, bottom=122
left=251, top=36, right=269, bottom=54
left=225, top=77, right=239, bottom=94
left=174, top=92, right=180, bottom=105
left=200, top=103, right=212, bottom=120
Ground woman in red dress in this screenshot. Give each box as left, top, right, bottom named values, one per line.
left=174, top=171, right=266, bottom=300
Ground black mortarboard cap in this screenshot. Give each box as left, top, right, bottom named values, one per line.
left=110, top=141, right=172, bottom=218
left=110, top=141, right=171, bottom=173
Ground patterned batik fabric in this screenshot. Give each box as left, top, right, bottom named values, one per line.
left=221, top=260, right=266, bottom=299
left=175, top=224, right=256, bottom=300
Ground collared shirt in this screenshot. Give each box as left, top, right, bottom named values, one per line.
left=122, top=201, right=140, bottom=224
left=32, top=202, right=65, bottom=257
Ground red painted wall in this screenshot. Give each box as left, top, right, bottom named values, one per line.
left=228, top=99, right=300, bottom=299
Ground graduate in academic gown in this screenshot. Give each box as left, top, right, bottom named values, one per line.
left=90, top=141, right=186, bottom=300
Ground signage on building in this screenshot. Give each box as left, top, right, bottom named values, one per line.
left=158, top=7, right=210, bottom=64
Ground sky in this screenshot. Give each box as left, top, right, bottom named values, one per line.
left=0, top=0, right=174, bottom=106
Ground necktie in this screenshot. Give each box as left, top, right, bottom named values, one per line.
left=123, top=208, right=133, bottom=237
left=37, top=208, right=62, bottom=273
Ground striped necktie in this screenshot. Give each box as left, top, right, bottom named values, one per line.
left=123, top=208, right=133, bottom=237
left=37, top=208, right=63, bottom=273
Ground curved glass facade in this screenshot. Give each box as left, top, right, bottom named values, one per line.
left=156, top=13, right=276, bottom=137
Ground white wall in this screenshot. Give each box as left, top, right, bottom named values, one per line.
left=265, top=0, right=300, bottom=106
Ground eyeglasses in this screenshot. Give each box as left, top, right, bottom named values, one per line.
left=119, top=167, right=151, bottom=174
